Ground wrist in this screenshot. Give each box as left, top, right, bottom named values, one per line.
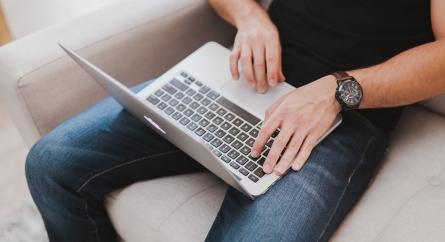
left=235, top=4, right=271, bottom=29
left=319, top=75, right=342, bottom=113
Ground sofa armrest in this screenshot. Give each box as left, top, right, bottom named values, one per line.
left=0, top=0, right=236, bottom=148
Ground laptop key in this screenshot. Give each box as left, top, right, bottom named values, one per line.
left=188, top=76, right=196, bottom=82
left=202, top=133, right=214, bottom=142
left=254, top=167, right=266, bottom=178
left=155, top=90, right=164, bottom=96
left=221, top=122, right=232, bottom=130
left=219, top=144, right=231, bottom=153
left=147, top=95, right=160, bottom=105
left=223, top=135, right=235, bottom=144
left=227, top=150, right=240, bottom=159
left=237, top=133, right=248, bottom=141
left=240, top=146, right=251, bottom=155
left=213, top=149, right=222, bottom=157
left=221, top=156, right=231, bottom=163
left=176, top=104, right=186, bottom=112
left=170, top=78, right=188, bottom=91
left=199, top=86, right=210, bottom=94
left=174, top=92, right=185, bottom=100
left=232, top=118, right=243, bottom=127
left=162, top=84, right=177, bottom=94
left=180, top=72, right=188, bottom=77
left=230, top=162, right=240, bottom=170
left=172, top=112, right=183, bottom=120
left=272, top=129, right=280, bottom=138
left=161, top=94, right=171, bottom=101
left=208, top=103, right=219, bottom=111
left=189, top=102, right=200, bottom=109
left=249, top=129, right=260, bottom=138
left=184, top=109, right=194, bottom=117
left=248, top=174, right=259, bottom=183
left=182, top=97, right=192, bottom=104
left=224, top=113, right=235, bottom=121
left=229, top=127, right=240, bottom=136
left=257, top=157, right=266, bottom=166
left=199, top=119, right=210, bottom=127
left=213, top=117, right=224, bottom=125
left=194, top=128, right=206, bottom=136
left=240, top=123, right=252, bottom=132
left=201, top=98, right=211, bottom=106
left=185, top=79, right=193, bottom=84
left=257, top=122, right=263, bottom=129
left=245, top=162, right=258, bottom=172
left=262, top=148, right=270, bottom=157
left=193, top=93, right=204, bottom=101
left=157, top=102, right=167, bottom=110
left=206, top=90, right=220, bottom=100
left=215, top=130, right=226, bottom=138
left=206, top=124, right=218, bottom=133
left=211, top=139, right=223, bottom=148
left=187, top=122, right=198, bottom=131
left=248, top=154, right=260, bottom=161
left=245, top=138, right=255, bottom=147
left=231, top=140, right=243, bottom=149
left=164, top=107, right=175, bottom=115
left=191, top=114, right=202, bottom=122
left=204, top=112, right=215, bottom=120
left=216, top=108, right=227, bottom=116
left=238, top=168, right=249, bottom=176
left=195, top=81, right=203, bottom=86
left=179, top=117, right=190, bottom=125
left=197, top=107, right=207, bottom=114
left=236, top=156, right=248, bottom=165
left=168, top=99, right=179, bottom=106
left=266, top=139, right=274, bottom=148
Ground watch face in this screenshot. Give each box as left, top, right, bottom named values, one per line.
left=339, top=80, right=363, bottom=106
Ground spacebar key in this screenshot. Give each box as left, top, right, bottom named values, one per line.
left=216, top=97, right=260, bottom=125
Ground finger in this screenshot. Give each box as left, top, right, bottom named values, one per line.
left=277, top=47, right=286, bottom=82
left=252, top=44, right=267, bottom=93
left=292, top=133, right=318, bottom=171
left=265, top=42, right=279, bottom=86
left=230, top=47, right=241, bottom=80
left=240, top=46, right=256, bottom=87
left=262, top=128, right=293, bottom=174
left=251, top=116, right=281, bottom=158
left=273, top=130, right=305, bottom=175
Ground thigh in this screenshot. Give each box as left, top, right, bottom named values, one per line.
left=27, top=80, right=206, bottom=200
left=206, top=111, right=390, bottom=242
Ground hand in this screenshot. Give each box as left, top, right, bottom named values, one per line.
left=230, top=8, right=285, bottom=93
left=251, top=75, right=342, bottom=175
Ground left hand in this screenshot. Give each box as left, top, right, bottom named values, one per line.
left=251, top=75, right=342, bottom=175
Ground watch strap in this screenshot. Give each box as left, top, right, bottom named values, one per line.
left=332, top=71, right=351, bottom=81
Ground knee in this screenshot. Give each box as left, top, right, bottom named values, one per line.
left=26, top=137, right=71, bottom=194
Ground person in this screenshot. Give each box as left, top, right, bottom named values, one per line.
left=25, top=0, right=445, bottom=241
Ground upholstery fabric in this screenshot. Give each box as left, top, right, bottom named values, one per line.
left=105, top=106, right=445, bottom=242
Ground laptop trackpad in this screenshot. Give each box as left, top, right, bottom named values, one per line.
left=220, top=76, right=294, bottom=117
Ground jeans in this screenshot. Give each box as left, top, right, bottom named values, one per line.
left=26, top=80, right=390, bottom=242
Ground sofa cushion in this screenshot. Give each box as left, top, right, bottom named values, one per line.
left=105, top=105, right=445, bottom=241
left=418, top=94, right=445, bottom=117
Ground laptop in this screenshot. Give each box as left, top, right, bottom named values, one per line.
left=59, top=42, right=342, bottom=200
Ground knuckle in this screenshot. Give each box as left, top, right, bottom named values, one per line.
left=274, top=139, right=287, bottom=147
left=254, top=61, right=265, bottom=69
left=266, top=55, right=278, bottom=62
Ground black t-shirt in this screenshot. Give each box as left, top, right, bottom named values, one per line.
left=268, top=0, right=435, bottom=130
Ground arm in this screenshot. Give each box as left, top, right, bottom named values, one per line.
left=208, top=0, right=285, bottom=93
left=252, top=0, right=445, bottom=175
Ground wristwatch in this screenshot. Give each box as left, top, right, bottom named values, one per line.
left=332, top=71, right=363, bottom=110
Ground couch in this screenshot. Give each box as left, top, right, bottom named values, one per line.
left=1, top=0, right=444, bottom=241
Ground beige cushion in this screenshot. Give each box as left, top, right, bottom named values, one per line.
left=105, top=105, right=445, bottom=242
left=418, top=94, right=445, bottom=117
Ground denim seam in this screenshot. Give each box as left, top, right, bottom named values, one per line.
left=316, top=126, right=376, bottom=242
left=84, top=199, right=101, bottom=242
left=76, top=150, right=181, bottom=193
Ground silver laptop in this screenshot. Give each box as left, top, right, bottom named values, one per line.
left=59, top=42, right=342, bottom=200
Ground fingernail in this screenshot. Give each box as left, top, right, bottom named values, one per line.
left=269, top=79, right=277, bottom=86
left=248, top=82, right=255, bottom=87
left=251, top=150, right=259, bottom=158
left=293, top=163, right=301, bottom=171
left=274, top=165, right=283, bottom=174
left=258, top=87, right=266, bottom=93
left=263, top=164, right=271, bottom=173
left=232, top=75, right=238, bottom=80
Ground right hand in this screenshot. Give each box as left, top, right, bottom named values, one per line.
left=231, top=8, right=286, bottom=93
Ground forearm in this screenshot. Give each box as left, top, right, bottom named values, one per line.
left=207, top=0, right=268, bottom=28
left=349, top=39, right=445, bottom=109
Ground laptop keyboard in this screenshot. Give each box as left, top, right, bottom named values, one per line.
left=146, top=72, right=281, bottom=183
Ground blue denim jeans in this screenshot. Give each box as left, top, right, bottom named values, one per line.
left=26, top=80, right=390, bottom=242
